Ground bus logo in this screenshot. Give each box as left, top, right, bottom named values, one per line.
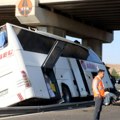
left=0, top=50, right=13, bottom=60
left=18, top=0, right=32, bottom=16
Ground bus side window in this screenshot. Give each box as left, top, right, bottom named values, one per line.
left=0, top=31, right=8, bottom=49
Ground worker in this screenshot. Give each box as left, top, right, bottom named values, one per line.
left=92, top=69, right=105, bottom=120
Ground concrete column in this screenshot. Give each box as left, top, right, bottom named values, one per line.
left=82, top=39, right=102, bottom=59
left=37, top=26, right=66, bottom=37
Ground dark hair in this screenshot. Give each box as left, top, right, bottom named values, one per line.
left=98, top=69, right=105, bottom=73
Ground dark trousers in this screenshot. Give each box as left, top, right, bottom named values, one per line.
left=94, top=97, right=104, bottom=120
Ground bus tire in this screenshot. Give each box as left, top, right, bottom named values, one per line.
left=62, top=86, right=72, bottom=103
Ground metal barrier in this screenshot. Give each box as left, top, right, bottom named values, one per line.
left=0, top=101, right=94, bottom=117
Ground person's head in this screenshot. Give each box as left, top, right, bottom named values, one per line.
left=74, top=40, right=80, bottom=44
left=97, top=69, right=105, bottom=79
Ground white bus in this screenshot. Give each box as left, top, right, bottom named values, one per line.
left=0, top=23, right=113, bottom=107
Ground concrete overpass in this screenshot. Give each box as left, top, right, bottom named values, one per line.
left=0, top=0, right=120, bottom=58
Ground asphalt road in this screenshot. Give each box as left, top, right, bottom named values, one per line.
left=1, top=103, right=120, bottom=120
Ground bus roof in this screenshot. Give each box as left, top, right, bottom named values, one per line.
left=1, top=23, right=102, bottom=63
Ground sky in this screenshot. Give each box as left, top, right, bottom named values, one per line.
left=102, top=31, right=120, bottom=64
left=66, top=31, right=120, bottom=64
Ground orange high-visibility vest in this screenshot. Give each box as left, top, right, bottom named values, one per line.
left=92, top=76, right=105, bottom=97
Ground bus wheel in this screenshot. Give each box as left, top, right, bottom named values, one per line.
left=62, top=86, right=72, bottom=103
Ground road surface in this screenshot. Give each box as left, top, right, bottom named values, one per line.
left=1, top=103, right=120, bottom=120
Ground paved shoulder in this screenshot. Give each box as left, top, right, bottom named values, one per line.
left=1, top=104, right=120, bottom=120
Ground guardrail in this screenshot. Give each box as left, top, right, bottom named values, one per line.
left=0, top=100, right=94, bottom=117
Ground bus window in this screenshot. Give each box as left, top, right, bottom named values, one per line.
left=62, top=43, right=88, bottom=59
left=92, top=72, right=98, bottom=79
left=12, top=26, right=55, bottom=54
left=87, top=49, right=102, bottom=63
left=0, top=31, right=8, bottom=49
left=12, top=25, right=89, bottom=59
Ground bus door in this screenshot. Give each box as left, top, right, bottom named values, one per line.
left=42, top=40, right=66, bottom=98
left=80, top=60, right=98, bottom=95
left=83, top=71, right=93, bottom=95
left=68, top=58, right=88, bottom=97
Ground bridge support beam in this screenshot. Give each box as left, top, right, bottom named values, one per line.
left=15, top=2, right=113, bottom=43
left=82, top=39, right=102, bottom=58
left=39, top=0, right=79, bottom=4
left=37, top=26, right=66, bottom=37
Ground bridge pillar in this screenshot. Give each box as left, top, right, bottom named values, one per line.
left=82, top=39, right=102, bottom=59
left=37, top=26, right=66, bottom=37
